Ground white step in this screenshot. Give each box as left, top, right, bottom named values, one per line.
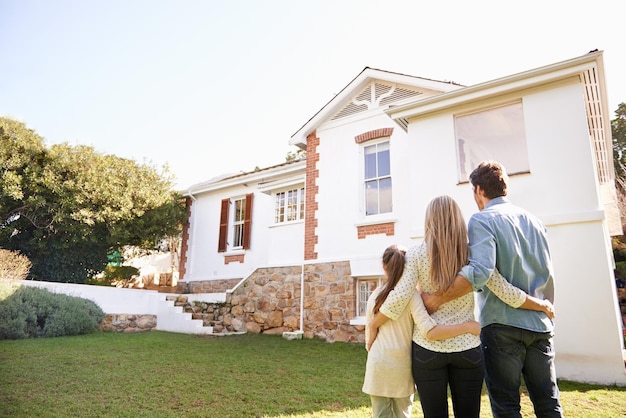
left=156, top=295, right=213, bottom=335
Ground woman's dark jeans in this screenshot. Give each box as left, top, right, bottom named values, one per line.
left=411, top=342, right=484, bottom=418
left=481, top=324, right=563, bottom=418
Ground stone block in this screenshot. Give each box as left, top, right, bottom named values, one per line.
left=282, top=331, right=304, bottom=340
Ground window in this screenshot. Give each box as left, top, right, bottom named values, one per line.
left=232, top=197, right=245, bottom=248
left=218, top=193, right=253, bottom=252
left=456, top=102, right=530, bottom=182
left=364, top=141, right=392, bottom=215
left=356, top=277, right=382, bottom=317
left=274, top=187, right=305, bottom=223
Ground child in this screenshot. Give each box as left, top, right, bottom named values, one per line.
left=362, top=244, right=479, bottom=418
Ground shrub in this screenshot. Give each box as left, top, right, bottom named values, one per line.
left=0, top=249, right=32, bottom=280
left=87, top=265, right=140, bottom=286
left=0, top=283, right=105, bottom=340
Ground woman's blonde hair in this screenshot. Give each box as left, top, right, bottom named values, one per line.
left=424, top=195, right=469, bottom=292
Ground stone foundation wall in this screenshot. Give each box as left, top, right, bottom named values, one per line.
left=99, top=314, right=157, bottom=333
left=180, top=261, right=365, bottom=343
left=176, top=278, right=241, bottom=294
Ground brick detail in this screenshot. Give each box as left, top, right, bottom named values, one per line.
left=224, top=254, right=245, bottom=264
left=357, top=222, right=395, bottom=239
left=354, top=128, right=394, bottom=144
left=304, top=132, right=320, bottom=260
left=178, top=197, right=193, bottom=280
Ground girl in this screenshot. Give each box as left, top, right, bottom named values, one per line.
left=362, top=244, right=480, bottom=418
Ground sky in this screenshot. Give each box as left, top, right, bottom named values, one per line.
left=1, top=0, right=625, bottom=191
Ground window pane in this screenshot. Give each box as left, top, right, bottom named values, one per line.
left=233, top=198, right=245, bottom=247
left=456, top=102, right=529, bottom=182
left=365, top=180, right=379, bottom=215
left=364, top=145, right=377, bottom=179
left=379, top=177, right=392, bottom=213
left=358, top=279, right=379, bottom=316
left=377, top=143, right=390, bottom=177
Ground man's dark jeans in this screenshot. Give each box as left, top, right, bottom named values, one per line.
left=411, top=342, right=484, bottom=418
left=481, top=324, right=563, bottom=418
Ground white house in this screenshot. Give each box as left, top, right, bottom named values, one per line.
left=180, top=50, right=626, bottom=385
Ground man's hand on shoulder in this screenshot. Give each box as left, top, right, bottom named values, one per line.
left=421, top=292, right=444, bottom=314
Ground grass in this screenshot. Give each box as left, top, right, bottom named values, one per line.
left=0, top=332, right=625, bottom=417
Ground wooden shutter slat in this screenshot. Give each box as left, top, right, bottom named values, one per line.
left=242, top=193, right=253, bottom=249
left=218, top=198, right=229, bottom=252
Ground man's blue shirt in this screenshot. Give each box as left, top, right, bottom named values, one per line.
left=460, top=197, right=555, bottom=332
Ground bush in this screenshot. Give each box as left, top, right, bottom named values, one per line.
left=0, top=249, right=32, bottom=280
left=87, top=265, right=140, bottom=286
left=0, top=283, right=105, bottom=340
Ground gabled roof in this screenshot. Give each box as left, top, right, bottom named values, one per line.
left=289, top=67, right=463, bottom=147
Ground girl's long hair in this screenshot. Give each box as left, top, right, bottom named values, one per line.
left=373, top=244, right=406, bottom=314
left=425, top=195, right=469, bottom=292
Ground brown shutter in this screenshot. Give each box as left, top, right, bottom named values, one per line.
left=218, top=198, right=229, bottom=252
left=242, top=193, right=253, bottom=250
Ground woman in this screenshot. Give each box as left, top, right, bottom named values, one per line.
left=368, top=196, right=553, bottom=418
left=362, top=244, right=480, bottom=418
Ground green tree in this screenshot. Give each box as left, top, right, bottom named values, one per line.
left=0, top=117, right=186, bottom=283
left=613, top=102, right=626, bottom=188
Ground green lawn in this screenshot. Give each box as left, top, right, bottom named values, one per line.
left=0, top=332, right=624, bottom=417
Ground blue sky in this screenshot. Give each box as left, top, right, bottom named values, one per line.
left=1, top=0, right=624, bottom=190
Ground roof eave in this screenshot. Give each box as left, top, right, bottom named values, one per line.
left=386, top=51, right=604, bottom=121
left=183, top=159, right=307, bottom=196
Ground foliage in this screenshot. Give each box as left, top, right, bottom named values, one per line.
left=0, top=332, right=624, bottom=417
left=0, top=117, right=187, bottom=283
left=611, top=104, right=626, bottom=253
left=286, top=148, right=306, bottom=162
left=0, top=282, right=105, bottom=339
left=0, top=248, right=31, bottom=280
left=87, top=264, right=140, bottom=286
left=612, top=102, right=626, bottom=186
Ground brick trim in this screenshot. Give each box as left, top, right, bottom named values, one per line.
left=357, top=222, right=395, bottom=239
left=354, top=128, right=394, bottom=144
left=304, top=132, right=320, bottom=260
left=224, top=254, right=245, bottom=264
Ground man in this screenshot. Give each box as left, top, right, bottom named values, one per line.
left=424, top=161, right=563, bottom=418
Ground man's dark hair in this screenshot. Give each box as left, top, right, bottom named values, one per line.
left=469, top=161, right=508, bottom=198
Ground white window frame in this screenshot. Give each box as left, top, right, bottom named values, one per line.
left=356, top=277, right=383, bottom=318
left=274, top=187, right=305, bottom=224
left=363, top=140, right=392, bottom=216
left=231, top=197, right=246, bottom=249
left=455, top=101, right=530, bottom=183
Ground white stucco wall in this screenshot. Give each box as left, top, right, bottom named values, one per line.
left=184, top=165, right=307, bottom=281
left=20, top=280, right=160, bottom=314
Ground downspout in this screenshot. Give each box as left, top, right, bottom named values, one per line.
left=299, top=262, right=304, bottom=332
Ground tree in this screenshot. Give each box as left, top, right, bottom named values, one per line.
left=0, top=117, right=186, bottom=283
left=613, top=103, right=626, bottom=189
left=285, top=148, right=306, bottom=162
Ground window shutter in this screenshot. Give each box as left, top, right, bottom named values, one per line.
left=218, top=198, right=229, bottom=252
left=242, top=193, right=253, bottom=250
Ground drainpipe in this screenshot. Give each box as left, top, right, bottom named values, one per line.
left=300, top=263, right=304, bottom=332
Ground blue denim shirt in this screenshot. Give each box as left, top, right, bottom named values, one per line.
left=459, top=197, right=554, bottom=332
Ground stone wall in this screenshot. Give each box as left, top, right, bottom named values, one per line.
left=99, top=314, right=157, bottom=333
left=176, top=278, right=241, bottom=293
left=179, top=261, right=365, bottom=343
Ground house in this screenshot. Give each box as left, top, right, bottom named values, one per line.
left=180, top=50, right=626, bottom=385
